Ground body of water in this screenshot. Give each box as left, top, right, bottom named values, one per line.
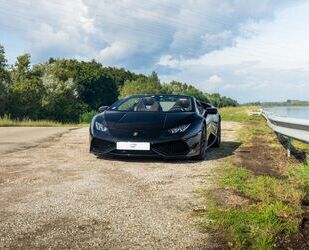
left=265, top=106, right=309, bottom=120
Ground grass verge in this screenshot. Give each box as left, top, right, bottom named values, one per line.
left=199, top=107, right=309, bottom=249
left=220, top=106, right=261, bottom=122
left=200, top=162, right=307, bottom=249
left=0, top=115, right=79, bottom=127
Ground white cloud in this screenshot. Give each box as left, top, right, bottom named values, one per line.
left=202, top=31, right=234, bottom=50
left=1, top=0, right=308, bottom=102
left=157, top=1, right=309, bottom=102
left=206, top=75, right=224, bottom=91
left=0, top=0, right=96, bottom=61
left=1, top=0, right=298, bottom=65
left=98, top=41, right=138, bottom=64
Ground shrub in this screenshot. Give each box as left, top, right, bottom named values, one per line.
left=79, top=110, right=98, bottom=123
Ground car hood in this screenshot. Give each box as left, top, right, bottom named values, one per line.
left=102, top=111, right=196, bottom=130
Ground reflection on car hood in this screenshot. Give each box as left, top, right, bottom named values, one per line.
left=102, top=111, right=196, bottom=130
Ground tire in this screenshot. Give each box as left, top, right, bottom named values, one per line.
left=193, top=125, right=207, bottom=160
left=213, top=120, right=221, bottom=148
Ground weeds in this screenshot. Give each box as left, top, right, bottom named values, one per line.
left=201, top=163, right=304, bottom=249
left=0, top=115, right=78, bottom=127
left=220, top=106, right=261, bottom=122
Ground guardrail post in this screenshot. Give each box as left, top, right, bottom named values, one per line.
left=287, top=137, right=291, bottom=158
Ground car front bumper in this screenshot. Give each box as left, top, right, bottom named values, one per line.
left=89, top=132, right=202, bottom=159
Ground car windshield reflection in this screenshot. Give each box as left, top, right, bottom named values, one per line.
left=110, top=95, right=193, bottom=112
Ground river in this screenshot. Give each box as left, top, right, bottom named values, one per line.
left=264, top=106, right=309, bottom=120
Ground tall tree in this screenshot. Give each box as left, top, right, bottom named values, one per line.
left=11, top=54, right=31, bottom=82
left=120, top=77, right=162, bottom=98
left=0, top=44, right=11, bottom=115
left=0, top=44, right=7, bottom=68
left=161, top=81, right=209, bottom=102
left=76, top=61, right=118, bottom=109
left=102, top=66, right=142, bottom=88
left=9, top=54, right=44, bottom=119
left=41, top=60, right=85, bottom=122
left=149, top=71, right=160, bottom=84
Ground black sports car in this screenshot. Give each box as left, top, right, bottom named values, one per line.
left=90, top=94, right=221, bottom=160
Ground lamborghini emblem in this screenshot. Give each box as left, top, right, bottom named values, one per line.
left=133, top=132, right=139, bottom=136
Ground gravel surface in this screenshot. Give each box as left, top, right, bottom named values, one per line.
left=0, top=122, right=241, bottom=249
left=0, top=127, right=73, bottom=154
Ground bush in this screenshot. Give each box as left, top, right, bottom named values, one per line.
left=79, top=110, right=98, bottom=123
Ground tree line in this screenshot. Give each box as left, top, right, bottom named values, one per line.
left=0, top=44, right=238, bottom=122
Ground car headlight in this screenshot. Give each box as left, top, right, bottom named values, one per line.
left=95, top=121, right=108, bottom=132
left=168, top=123, right=190, bottom=134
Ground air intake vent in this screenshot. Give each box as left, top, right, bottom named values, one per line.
left=153, top=140, right=189, bottom=155
left=91, top=138, right=115, bottom=153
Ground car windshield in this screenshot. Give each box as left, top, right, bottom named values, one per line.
left=110, top=95, right=194, bottom=112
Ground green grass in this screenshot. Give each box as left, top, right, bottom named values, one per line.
left=198, top=107, right=309, bottom=249
left=202, top=202, right=296, bottom=249
left=289, top=158, right=309, bottom=204
left=220, top=106, right=261, bottom=122
left=293, top=140, right=309, bottom=151
left=303, top=160, right=309, bottom=203
left=210, top=202, right=296, bottom=249
left=0, top=115, right=79, bottom=127
left=222, top=164, right=303, bottom=204
left=200, top=163, right=305, bottom=249
left=237, top=116, right=282, bottom=149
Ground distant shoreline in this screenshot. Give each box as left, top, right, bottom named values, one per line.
left=262, top=105, right=309, bottom=107
left=244, top=100, right=309, bottom=107
left=263, top=106, right=309, bottom=120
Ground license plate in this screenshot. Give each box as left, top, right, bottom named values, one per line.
left=116, top=142, right=150, bottom=151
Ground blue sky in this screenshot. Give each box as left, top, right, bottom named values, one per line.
left=1, top=0, right=309, bottom=103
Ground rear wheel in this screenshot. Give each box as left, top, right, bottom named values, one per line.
left=213, top=121, right=221, bottom=148
left=194, top=126, right=207, bottom=160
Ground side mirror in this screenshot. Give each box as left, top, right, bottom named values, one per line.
left=98, top=106, right=109, bottom=112
left=206, top=108, right=218, bottom=115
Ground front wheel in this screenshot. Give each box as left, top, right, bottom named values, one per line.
left=193, top=126, right=207, bottom=160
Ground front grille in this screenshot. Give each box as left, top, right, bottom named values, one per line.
left=152, top=140, right=189, bottom=155
left=91, top=138, right=115, bottom=153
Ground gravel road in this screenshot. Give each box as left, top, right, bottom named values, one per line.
left=0, top=122, right=241, bottom=249
left=0, top=127, right=72, bottom=155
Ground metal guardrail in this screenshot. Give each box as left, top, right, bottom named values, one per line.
left=261, top=110, right=309, bottom=156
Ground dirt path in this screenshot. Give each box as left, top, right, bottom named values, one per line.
left=0, top=122, right=241, bottom=249
left=0, top=127, right=73, bottom=154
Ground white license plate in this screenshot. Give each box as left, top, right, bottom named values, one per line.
left=116, top=142, right=150, bottom=151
